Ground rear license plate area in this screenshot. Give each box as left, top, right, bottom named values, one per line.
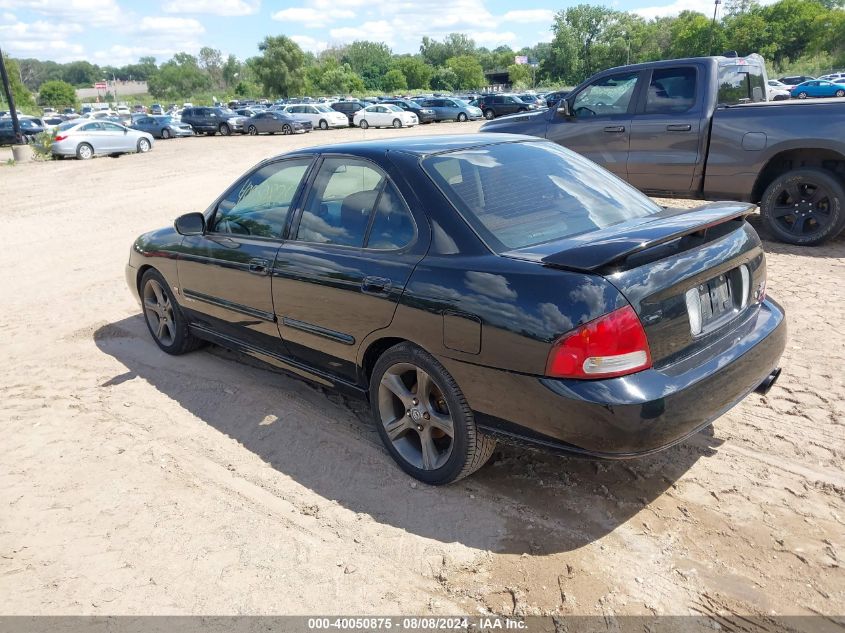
left=699, top=275, right=733, bottom=326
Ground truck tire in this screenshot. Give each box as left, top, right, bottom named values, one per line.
left=760, top=167, right=845, bottom=245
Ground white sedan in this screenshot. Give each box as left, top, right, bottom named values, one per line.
left=282, top=104, right=348, bottom=130
left=353, top=104, right=418, bottom=129
left=766, top=79, right=791, bottom=101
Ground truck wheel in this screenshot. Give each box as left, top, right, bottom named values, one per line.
left=760, top=168, right=845, bottom=245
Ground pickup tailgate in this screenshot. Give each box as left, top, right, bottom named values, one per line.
left=503, top=202, right=768, bottom=366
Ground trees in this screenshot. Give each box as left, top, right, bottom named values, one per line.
left=37, top=80, right=78, bottom=109
left=198, top=47, right=224, bottom=88
left=147, top=53, right=211, bottom=100
left=341, top=41, right=392, bottom=90
left=430, top=67, right=459, bottom=91
left=420, top=33, right=476, bottom=67
left=391, top=56, right=433, bottom=90
left=446, top=55, right=485, bottom=89
left=253, top=35, right=306, bottom=97
left=382, top=69, right=407, bottom=92
left=507, top=64, right=533, bottom=89
left=1, top=57, right=35, bottom=111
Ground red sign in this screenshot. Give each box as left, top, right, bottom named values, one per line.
left=94, top=82, right=107, bottom=89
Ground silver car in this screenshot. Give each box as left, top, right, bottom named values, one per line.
left=52, top=120, right=154, bottom=160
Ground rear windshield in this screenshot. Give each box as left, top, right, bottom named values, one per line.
left=718, top=61, right=767, bottom=105
left=422, top=141, right=660, bottom=251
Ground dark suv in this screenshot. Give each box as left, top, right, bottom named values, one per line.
left=180, top=107, right=245, bottom=136
left=478, top=94, right=537, bottom=120
left=381, top=99, right=436, bottom=124
left=330, top=101, right=365, bottom=126
left=778, top=75, right=815, bottom=86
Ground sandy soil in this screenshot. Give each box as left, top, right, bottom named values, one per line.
left=1, top=123, right=843, bottom=621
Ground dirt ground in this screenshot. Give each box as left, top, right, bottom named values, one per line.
left=1, top=123, right=843, bottom=622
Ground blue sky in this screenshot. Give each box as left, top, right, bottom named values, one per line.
left=0, top=0, right=726, bottom=65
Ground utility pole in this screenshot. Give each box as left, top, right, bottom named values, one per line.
left=709, top=0, right=722, bottom=56
left=0, top=46, right=22, bottom=145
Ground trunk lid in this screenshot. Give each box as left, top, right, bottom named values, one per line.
left=503, top=202, right=767, bottom=366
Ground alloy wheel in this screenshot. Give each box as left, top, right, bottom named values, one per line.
left=143, top=278, right=176, bottom=347
left=138, top=139, right=150, bottom=152
left=248, top=125, right=258, bottom=135
left=161, top=129, right=171, bottom=139
left=769, top=180, right=833, bottom=238
left=282, top=124, right=292, bottom=135
left=377, top=363, right=455, bottom=471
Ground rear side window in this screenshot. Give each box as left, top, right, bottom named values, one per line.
left=422, top=141, right=660, bottom=251
left=296, top=158, right=414, bottom=249
left=645, top=67, right=696, bottom=113
left=718, top=62, right=767, bottom=104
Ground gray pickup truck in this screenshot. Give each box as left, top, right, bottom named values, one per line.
left=481, top=55, right=845, bottom=245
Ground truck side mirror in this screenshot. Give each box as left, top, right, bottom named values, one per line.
left=556, top=100, right=571, bottom=117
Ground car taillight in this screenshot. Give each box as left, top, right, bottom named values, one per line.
left=54, top=134, right=67, bottom=141
left=546, top=305, right=652, bottom=379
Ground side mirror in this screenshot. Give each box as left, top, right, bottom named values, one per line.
left=556, top=100, right=571, bottom=117
left=174, top=212, right=206, bottom=236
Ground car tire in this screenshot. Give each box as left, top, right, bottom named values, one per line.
left=247, top=125, right=258, bottom=135
left=137, top=138, right=151, bottom=153
left=76, top=143, right=93, bottom=160
left=760, top=167, right=845, bottom=246
left=219, top=123, right=231, bottom=136
left=359, top=119, right=369, bottom=129
left=281, top=124, right=292, bottom=135
left=139, top=269, right=204, bottom=355
left=797, top=91, right=808, bottom=99
left=319, top=119, right=328, bottom=130
left=370, top=342, right=497, bottom=485
left=161, top=128, right=171, bottom=139
left=392, top=118, right=402, bottom=128
left=457, top=112, right=468, bottom=122
left=836, top=89, right=845, bottom=98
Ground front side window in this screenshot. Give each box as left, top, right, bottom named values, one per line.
left=572, top=71, right=639, bottom=117
left=422, top=141, right=660, bottom=251
left=212, top=159, right=311, bottom=238
left=645, top=67, right=696, bottom=114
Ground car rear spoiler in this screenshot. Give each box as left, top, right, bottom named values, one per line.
left=503, top=202, right=757, bottom=272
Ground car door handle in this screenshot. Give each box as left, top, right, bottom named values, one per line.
left=667, top=124, right=692, bottom=131
left=361, top=276, right=392, bottom=296
left=248, top=258, right=271, bottom=275
left=603, top=125, right=625, bottom=133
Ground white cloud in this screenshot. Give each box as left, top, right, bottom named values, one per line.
left=272, top=6, right=355, bottom=27
left=136, top=15, right=205, bottom=34
left=502, top=9, right=554, bottom=24
left=467, top=30, right=517, bottom=46
left=290, top=34, right=328, bottom=52
left=631, top=0, right=779, bottom=19
left=0, top=16, right=85, bottom=60
left=0, top=0, right=123, bottom=25
left=162, top=0, right=259, bottom=16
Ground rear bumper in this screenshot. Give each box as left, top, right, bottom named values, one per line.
left=452, top=298, right=786, bottom=457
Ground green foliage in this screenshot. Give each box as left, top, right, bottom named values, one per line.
left=31, top=130, right=54, bottom=160
left=382, top=69, right=407, bottom=92
left=430, top=67, right=458, bottom=91
left=507, top=64, right=533, bottom=89
left=420, top=34, right=476, bottom=67
left=37, top=80, right=78, bottom=109
left=307, top=58, right=366, bottom=94
left=341, top=41, right=393, bottom=90
left=1, top=57, right=35, bottom=111
left=148, top=53, right=211, bottom=100
left=253, top=35, right=306, bottom=98
left=445, top=55, right=485, bottom=89
left=391, top=56, right=433, bottom=90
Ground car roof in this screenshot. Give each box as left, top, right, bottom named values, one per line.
left=283, top=133, right=535, bottom=160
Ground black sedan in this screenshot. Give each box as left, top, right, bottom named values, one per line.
left=244, top=111, right=311, bottom=135
left=380, top=99, right=436, bottom=124
left=130, top=115, right=194, bottom=139
left=0, top=117, right=46, bottom=144
left=125, top=135, right=786, bottom=484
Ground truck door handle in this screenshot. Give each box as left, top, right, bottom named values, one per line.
left=248, top=258, right=270, bottom=275
left=603, top=125, right=625, bottom=133
left=667, top=124, right=692, bottom=131
left=361, top=276, right=392, bottom=296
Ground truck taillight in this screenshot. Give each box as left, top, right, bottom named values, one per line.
left=546, top=305, right=652, bottom=379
